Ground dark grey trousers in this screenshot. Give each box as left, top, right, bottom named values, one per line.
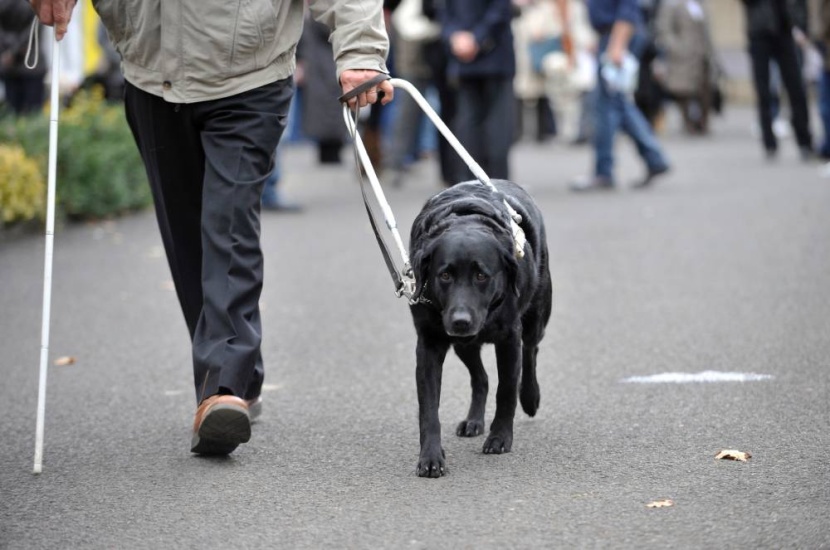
left=125, top=79, right=292, bottom=403
left=454, top=75, right=515, bottom=182
left=748, top=34, right=813, bottom=152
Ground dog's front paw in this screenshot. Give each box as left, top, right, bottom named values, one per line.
left=482, top=432, right=513, bottom=454
left=416, top=448, right=447, bottom=478
left=456, top=419, right=485, bottom=437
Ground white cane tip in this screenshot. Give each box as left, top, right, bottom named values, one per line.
left=33, top=464, right=42, bottom=475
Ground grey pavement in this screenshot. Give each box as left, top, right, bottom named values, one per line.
left=1, top=106, right=829, bottom=548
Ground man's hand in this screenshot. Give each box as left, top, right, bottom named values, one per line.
left=340, top=69, right=394, bottom=109
left=450, top=31, right=479, bottom=63
left=29, top=0, right=77, bottom=41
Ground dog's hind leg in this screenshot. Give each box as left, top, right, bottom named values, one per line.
left=416, top=337, right=450, bottom=478
left=519, top=340, right=541, bottom=417
left=520, top=278, right=552, bottom=417
left=483, top=330, right=521, bottom=454
left=453, top=344, right=488, bottom=437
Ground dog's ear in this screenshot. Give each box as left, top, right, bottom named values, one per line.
left=411, top=238, right=436, bottom=302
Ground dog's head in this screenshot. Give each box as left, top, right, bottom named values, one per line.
left=413, top=223, right=518, bottom=338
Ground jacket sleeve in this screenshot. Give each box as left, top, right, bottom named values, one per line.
left=614, top=0, right=642, bottom=25
left=308, top=0, right=390, bottom=79
left=470, top=0, right=512, bottom=52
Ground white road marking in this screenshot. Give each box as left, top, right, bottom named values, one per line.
left=622, top=371, right=773, bottom=384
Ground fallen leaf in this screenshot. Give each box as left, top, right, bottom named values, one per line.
left=715, top=449, right=752, bottom=462
left=159, top=280, right=175, bottom=291
left=646, top=499, right=674, bottom=508
left=54, top=356, right=76, bottom=366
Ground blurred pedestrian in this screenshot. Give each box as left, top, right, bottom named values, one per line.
left=1, top=0, right=46, bottom=115
left=442, top=0, right=517, bottom=183
left=423, top=0, right=462, bottom=186
left=742, top=0, right=814, bottom=159
left=655, top=0, right=719, bottom=134
left=634, top=0, right=667, bottom=131
left=385, top=0, right=442, bottom=185
left=513, top=0, right=560, bottom=143
left=31, top=0, right=393, bottom=456
left=297, top=16, right=350, bottom=165
left=808, top=0, right=830, bottom=159
left=571, top=0, right=670, bottom=191
left=540, top=0, right=598, bottom=144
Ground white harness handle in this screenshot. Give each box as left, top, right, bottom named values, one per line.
left=341, top=78, right=527, bottom=301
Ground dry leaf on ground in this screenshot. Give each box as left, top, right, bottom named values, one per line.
left=715, top=449, right=752, bottom=462
left=646, top=499, right=674, bottom=508
left=54, top=356, right=76, bottom=366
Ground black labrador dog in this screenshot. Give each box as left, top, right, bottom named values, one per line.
left=408, top=179, right=552, bottom=478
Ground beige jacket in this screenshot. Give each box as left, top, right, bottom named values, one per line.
left=92, top=0, right=389, bottom=103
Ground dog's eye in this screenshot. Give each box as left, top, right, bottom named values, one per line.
left=439, top=272, right=451, bottom=282
left=475, top=272, right=488, bottom=282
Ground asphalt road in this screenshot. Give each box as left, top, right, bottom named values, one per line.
left=2, top=107, right=829, bottom=548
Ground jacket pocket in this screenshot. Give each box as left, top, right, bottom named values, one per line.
left=229, top=0, right=279, bottom=73
left=93, top=0, right=132, bottom=48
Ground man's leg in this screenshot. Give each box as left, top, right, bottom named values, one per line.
left=125, top=80, right=290, bottom=453
left=124, top=83, right=205, bottom=341
left=748, top=37, right=777, bottom=153
left=482, top=75, right=515, bottom=180
left=593, top=78, right=622, bottom=183
left=424, top=39, right=460, bottom=185
left=455, top=78, right=486, bottom=182
left=620, top=93, right=669, bottom=174
left=819, top=67, right=830, bottom=157
left=191, top=80, right=291, bottom=402
left=773, top=34, right=813, bottom=152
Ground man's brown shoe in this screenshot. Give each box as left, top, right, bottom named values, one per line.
left=190, top=395, right=251, bottom=455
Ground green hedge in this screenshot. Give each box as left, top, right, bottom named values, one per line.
left=0, top=144, right=44, bottom=224
left=0, top=88, right=151, bottom=223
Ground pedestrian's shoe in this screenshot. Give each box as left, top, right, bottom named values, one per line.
left=569, top=175, right=614, bottom=192
left=191, top=395, right=251, bottom=455
left=632, top=165, right=670, bottom=189
left=246, top=396, right=263, bottom=423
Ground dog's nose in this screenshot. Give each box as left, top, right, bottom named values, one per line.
left=450, top=312, right=472, bottom=335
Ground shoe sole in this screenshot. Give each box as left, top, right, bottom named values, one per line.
left=191, top=403, right=251, bottom=455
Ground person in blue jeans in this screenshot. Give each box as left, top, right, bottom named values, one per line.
left=571, top=0, right=670, bottom=191
left=819, top=64, right=830, bottom=159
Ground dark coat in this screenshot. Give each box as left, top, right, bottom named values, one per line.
left=440, top=0, right=515, bottom=78
left=297, top=18, right=349, bottom=142
left=742, top=0, right=795, bottom=37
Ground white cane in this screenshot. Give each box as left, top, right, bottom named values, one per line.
left=32, top=27, right=62, bottom=475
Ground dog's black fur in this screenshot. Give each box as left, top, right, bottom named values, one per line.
left=408, top=180, right=552, bottom=477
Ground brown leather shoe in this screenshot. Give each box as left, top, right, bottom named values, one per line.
left=190, top=395, right=251, bottom=455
